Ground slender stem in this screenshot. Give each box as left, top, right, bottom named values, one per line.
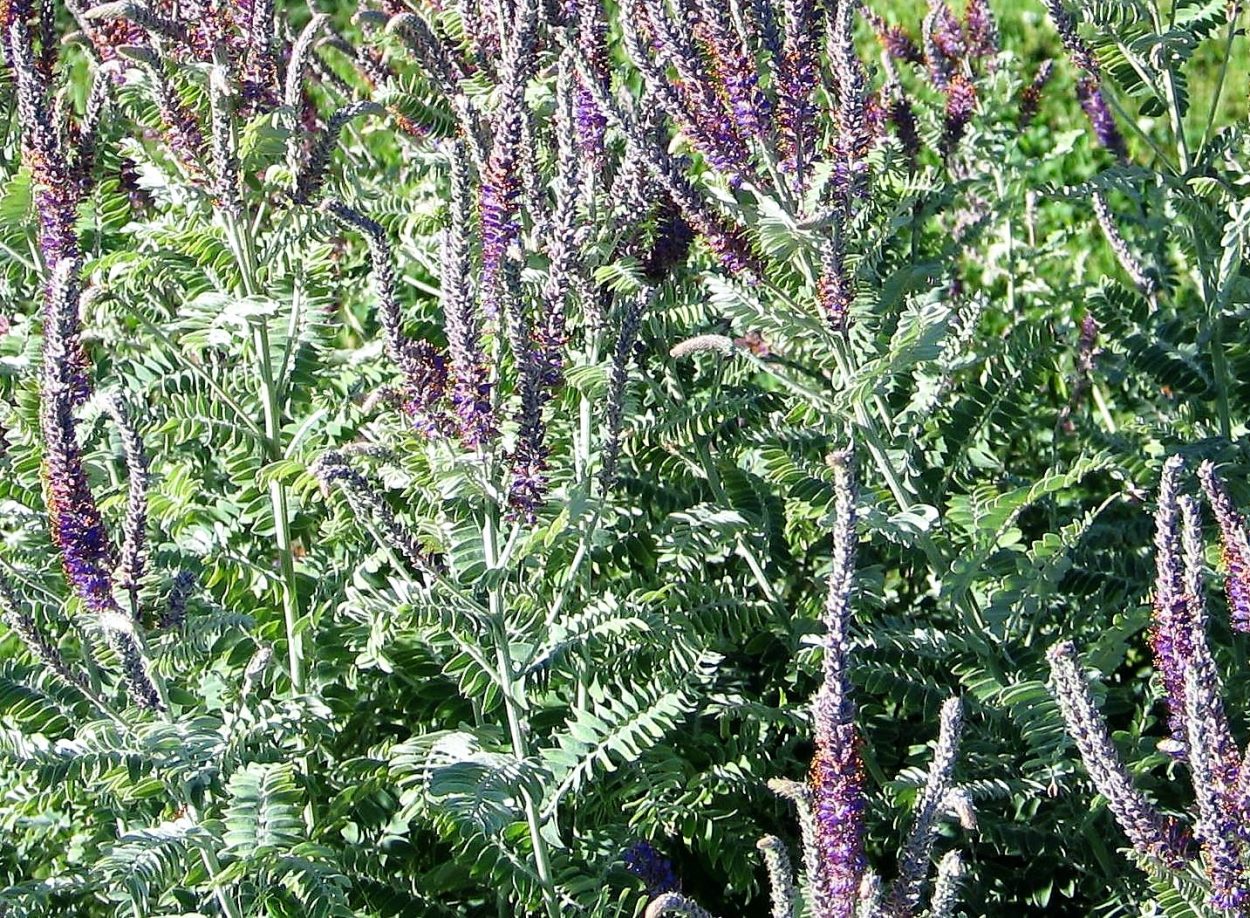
left=482, top=506, right=559, bottom=918
left=1209, top=312, right=1232, bottom=440
left=1161, top=64, right=1191, bottom=173
left=222, top=216, right=306, bottom=693
left=114, top=300, right=267, bottom=443
left=1200, top=4, right=1241, bottom=154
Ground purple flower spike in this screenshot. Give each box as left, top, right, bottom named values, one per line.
left=923, top=0, right=965, bottom=89
left=1076, top=76, right=1126, bottom=159
left=1197, top=462, right=1250, bottom=634
left=964, top=0, right=999, bottom=62
left=1019, top=60, right=1055, bottom=126
left=829, top=0, right=871, bottom=207
left=818, top=235, right=852, bottom=333
left=1151, top=455, right=1190, bottom=753
left=568, top=0, right=610, bottom=171
left=808, top=449, right=866, bottom=918
left=624, top=841, right=681, bottom=897
left=479, top=0, right=538, bottom=314
left=443, top=147, right=497, bottom=449
left=691, top=0, right=770, bottom=141
left=862, top=7, right=924, bottom=65
left=776, top=0, right=822, bottom=188
left=941, top=73, right=978, bottom=155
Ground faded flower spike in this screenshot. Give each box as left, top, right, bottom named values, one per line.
left=310, top=450, right=437, bottom=572
left=1046, top=640, right=1187, bottom=868
left=1093, top=193, right=1156, bottom=295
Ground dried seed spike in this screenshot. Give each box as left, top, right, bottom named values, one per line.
left=284, top=12, right=331, bottom=109
left=757, top=836, right=797, bottom=918
left=99, top=392, right=150, bottom=618
left=292, top=100, right=384, bottom=204
left=669, top=334, right=737, bottom=359
left=82, top=1, right=186, bottom=44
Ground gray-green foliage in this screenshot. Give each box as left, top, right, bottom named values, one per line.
left=0, top=0, right=1247, bottom=915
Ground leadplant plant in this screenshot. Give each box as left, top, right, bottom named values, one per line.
left=0, top=0, right=1249, bottom=915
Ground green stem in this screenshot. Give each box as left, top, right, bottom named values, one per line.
left=1200, top=4, right=1241, bottom=154
left=223, top=216, right=306, bottom=693
left=1210, top=314, right=1232, bottom=440
left=482, top=507, right=559, bottom=918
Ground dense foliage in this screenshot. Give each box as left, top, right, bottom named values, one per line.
left=0, top=0, right=1249, bottom=914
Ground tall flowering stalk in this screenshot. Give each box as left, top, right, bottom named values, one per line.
left=1050, top=456, right=1250, bottom=909
left=1042, top=0, right=1126, bottom=157
left=1197, top=461, right=1250, bottom=633
left=649, top=448, right=973, bottom=918
left=8, top=8, right=163, bottom=711
left=479, top=0, right=538, bottom=313
left=443, top=144, right=497, bottom=449
left=808, top=449, right=866, bottom=917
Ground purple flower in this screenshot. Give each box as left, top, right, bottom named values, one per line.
left=1019, top=60, right=1055, bottom=126
left=1042, top=0, right=1099, bottom=72
left=623, top=841, right=681, bottom=897
left=630, top=0, right=753, bottom=183
left=443, top=146, right=497, bottom=449
left=159, top=570, right=196, bottom=630
left=642, top=202, right=696, bottom=283
left=690, top=0, right=770, bottom=140
left=818, top=235, right=852, bottom=333
left=1197, top=461, right=1250, bottom=634
left=964, top=0, right=999, bottom=62
left=776, top=0, right=823, bottom=188
left=397, top=341, right=452, bottom=438
left=506, top=350, right=550, bottom=522
left=479, top=0, right=538, bottom=311
left=1077, top=76, right=1126, bottom=159
left=862, top=7, right=924, bottom=65
left=923, top=0, right=965, bottom=89
left=567, top=0, right=610, bottom=170
left=829, top=0, right=872, bottom=206
left=941, top=73, right=978, bottom=155
left=886, top=82, right=921, bottom=161
left=323, top=200, right=451, bottom=437
left=8, top=15, right=80, bottom=267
